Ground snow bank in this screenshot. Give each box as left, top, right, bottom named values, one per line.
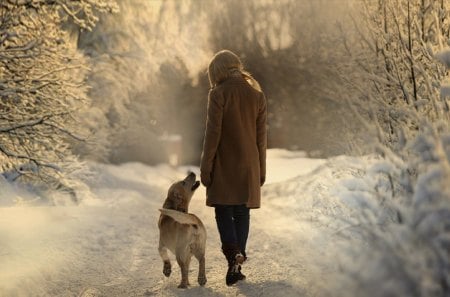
left=0, top=149, right=329, bottom=296
left=3, top=148, right=444, bottom=296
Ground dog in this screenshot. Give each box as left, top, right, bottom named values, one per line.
left=158, top=172, right=207, bottom=288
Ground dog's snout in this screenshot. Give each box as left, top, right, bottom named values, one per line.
left=184, top=172, right=199, bottom=191
left=191, top=180, right=200, bottom=191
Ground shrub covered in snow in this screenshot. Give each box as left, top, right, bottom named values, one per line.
left=321, top=128, right=450, bottom=296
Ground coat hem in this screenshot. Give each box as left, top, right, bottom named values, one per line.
left=206, top=201, right=260, bottom=209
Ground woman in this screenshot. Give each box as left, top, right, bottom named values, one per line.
left=200, top=50, right=267, bottom=286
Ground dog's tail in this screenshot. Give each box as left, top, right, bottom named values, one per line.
left=159, top=208, right=198, bottom=225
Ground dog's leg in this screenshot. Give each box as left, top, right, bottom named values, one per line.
left=195, top=252, right=207, bottom=286
left=186, top=255, right=192, bottom=286
left=176, top=251, right=190, bottom=288
left=158, top=243, right=171, bottom=277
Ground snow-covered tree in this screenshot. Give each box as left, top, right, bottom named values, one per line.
left=339, top=0, right=449, bottom=149
left=77, top=0, right=360, bottom=163
left=323, top=1, right=450, bottom=295
left=76, top=0, right=210, bottom=164
left=0, top=0, right=117, bottom=198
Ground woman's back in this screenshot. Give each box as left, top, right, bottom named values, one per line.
left=201, top=73, right=266, bottom=208
left=216, top=75, right=261, bottom=160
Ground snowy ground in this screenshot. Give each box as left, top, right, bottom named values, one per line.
left=0, top=149, right=373, bottom=297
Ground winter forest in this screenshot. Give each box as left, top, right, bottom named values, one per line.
left=1, top=0, right=450, bottom=296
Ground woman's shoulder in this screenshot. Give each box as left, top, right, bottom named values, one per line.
left=210, top=80, right=233, bottom=97
left=209, top=85, right=222, bottom=98
left=213, top=75, right=264, bottom=99
left=208, top=85, right=226, bottom=104
left=221, top=75, right=261, bottom=92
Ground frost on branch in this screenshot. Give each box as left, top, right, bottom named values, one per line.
left=0, top=0, right=116, bottom=203
left=338, top=0, right=450, bottom=150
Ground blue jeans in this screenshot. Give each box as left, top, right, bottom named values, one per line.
left=214, top=204, right=250, bottom=258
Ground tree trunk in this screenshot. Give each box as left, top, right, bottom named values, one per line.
left=407, top=0, right=418, bottom=108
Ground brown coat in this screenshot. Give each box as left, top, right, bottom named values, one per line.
left=200, top=75, right=267, bottom=208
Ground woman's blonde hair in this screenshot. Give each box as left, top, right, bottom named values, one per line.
left=208, top=49, right=261, bottom=91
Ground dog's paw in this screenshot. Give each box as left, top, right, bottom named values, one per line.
left=163, top=261, right=171, bottom=277
left=177, top=283, right=188, bottom=289
left=198, top=275, right=207, bottom=286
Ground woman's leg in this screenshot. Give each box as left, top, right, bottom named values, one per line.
left=215, top=205, right=241, bottom=263
left=214, top=205, right=238, bottom=250
left=233, top=205, right=250, bottom=258
left=215, top=204, right=245, bottom=285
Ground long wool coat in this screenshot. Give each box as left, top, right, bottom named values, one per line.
left=200, top=75, right=267, bottom=209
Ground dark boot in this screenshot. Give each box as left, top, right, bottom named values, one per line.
left=237, top=264, right=246, bottom=280
left=226, top=253, right=246, bottom=286
left=223, top=244, right=246, bottom=286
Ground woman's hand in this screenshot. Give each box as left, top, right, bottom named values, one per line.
left=201, top=171, right=212, bottom=187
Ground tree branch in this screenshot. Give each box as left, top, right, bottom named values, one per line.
left=0, top=143, right=61, bottom=171
left=1, top=39, right=38, bottom=52
left=0, top=112, right=69, bottom=133
left=44, top=121, right=86, bottom=141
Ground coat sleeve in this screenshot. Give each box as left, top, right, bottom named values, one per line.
left=257, top=92, right=267, bottom=186
left=200, top=89, right=224, bottom=187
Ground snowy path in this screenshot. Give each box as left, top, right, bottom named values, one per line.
left=0, top=150, right=367, bottom=297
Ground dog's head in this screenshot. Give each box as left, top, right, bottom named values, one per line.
left=162, top=172, right=201, bottom=213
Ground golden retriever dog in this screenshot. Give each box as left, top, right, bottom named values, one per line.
left=158, top=172, right=207, bottom=288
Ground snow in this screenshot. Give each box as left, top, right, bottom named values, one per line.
left=436, top=49, right=450, bottom=69
left=440, top=85, right=450, bottom=98
left=0, top=149, right=374, bottom=296
left=265, top=149, right=325, bottom=184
